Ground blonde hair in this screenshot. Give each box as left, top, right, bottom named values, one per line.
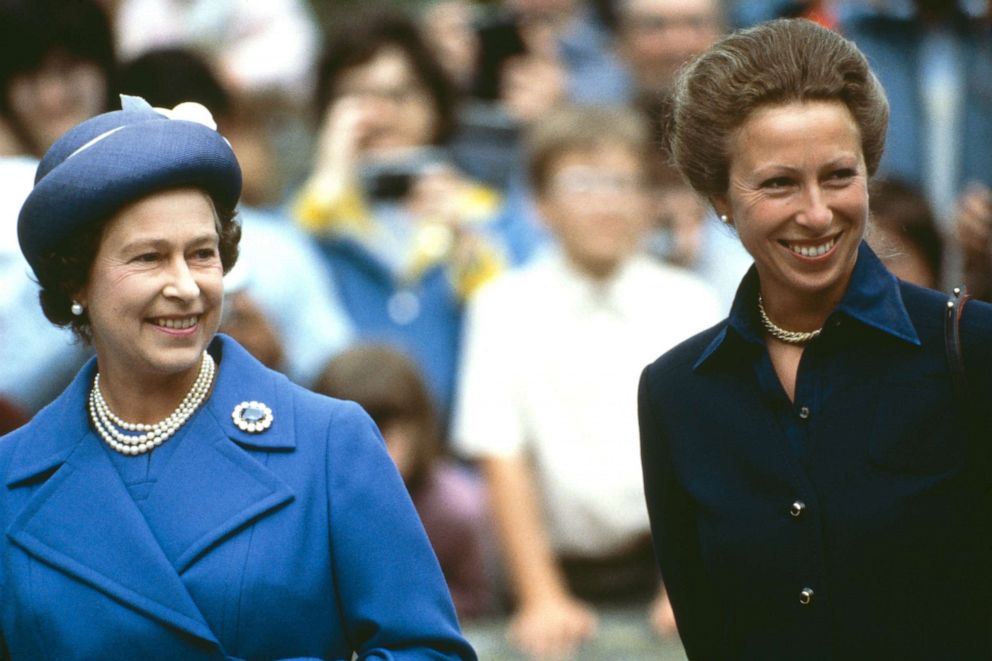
left=527, top=105, right=649, bottom=194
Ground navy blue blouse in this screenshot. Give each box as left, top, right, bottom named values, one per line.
left=639, top=243, right=992, bottom=659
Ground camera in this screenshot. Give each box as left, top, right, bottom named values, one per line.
left=359, top=147, right=450, bottom=202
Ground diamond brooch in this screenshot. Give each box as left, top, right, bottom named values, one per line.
left=232, top=400, right=273, bottom=433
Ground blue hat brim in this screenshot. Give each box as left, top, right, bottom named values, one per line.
left=18, top=107, right=241, bottom=274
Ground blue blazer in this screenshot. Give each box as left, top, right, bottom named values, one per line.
left=0, top=335, right=475, bottom=660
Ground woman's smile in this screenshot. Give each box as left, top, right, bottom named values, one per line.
left=780, top=234, right=839, bottom=259
left=150, top=315, right=202, bottom=333
left=717, top=100, right=869, bottom=309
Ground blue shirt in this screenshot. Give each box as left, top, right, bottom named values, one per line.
left=697, top=242, right=921, bottom=462
left=639, top=243, right=992, bottom=659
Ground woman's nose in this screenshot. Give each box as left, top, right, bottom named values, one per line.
left=796, top=185, right=832, bottom=229
left=162, top=258, right=200, bottom=301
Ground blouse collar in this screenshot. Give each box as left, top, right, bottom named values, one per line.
left=694, top=241, right=920, bottom=370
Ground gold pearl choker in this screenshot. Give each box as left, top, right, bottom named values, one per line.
left=89, top=351, right=215, bottom=455
left=757, top=294, right=822, bottom=345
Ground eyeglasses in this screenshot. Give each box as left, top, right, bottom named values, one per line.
left=550, top=169, right=646, bottom=196
left=622, top=14, right=718, bottom=35
left=339, top=84, right=426, bottom=105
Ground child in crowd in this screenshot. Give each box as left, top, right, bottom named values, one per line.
left=315, top=344, right=495, bottom=621
left=866, top=178, right=944, bottom=290
left=452, top=105, right=721, bottom=659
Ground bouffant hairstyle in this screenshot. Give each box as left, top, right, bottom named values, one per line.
left=666, top=18, right=889, bottom=198
left=314, top=344, right=439, bottom=490
left=314, top=5, right=459, bottom=145
left=527, top=105, right=650, bottom=196
left=34, top=198, right=241, bottom=342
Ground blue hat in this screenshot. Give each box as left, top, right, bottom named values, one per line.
left=18, top=95, right=242, bottom=275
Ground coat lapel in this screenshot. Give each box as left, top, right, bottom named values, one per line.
left=134, top=336, right=296, bottom=573
left=5, top=336, right=295, bottom=649
left=6, top=415, right=222, bottom=647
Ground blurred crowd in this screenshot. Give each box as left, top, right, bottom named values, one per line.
left=1, top=0, right=990, bottom=657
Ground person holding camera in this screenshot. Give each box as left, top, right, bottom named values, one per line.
left=292, top=6, right=516, bottom=426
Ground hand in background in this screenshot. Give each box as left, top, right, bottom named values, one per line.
left=648, top=588, right=679, bottom=638
left=309, top=97, right=374, bottom=198
left=508, top=592, right=598, bottom=660
left=956, top=183, right=992, bottom=256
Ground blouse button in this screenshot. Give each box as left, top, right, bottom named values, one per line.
left=790, top=500, right=806, bottom=517
left=798, top=406, right=810, bottom=420
left=799, top=587, right=814, bottom=605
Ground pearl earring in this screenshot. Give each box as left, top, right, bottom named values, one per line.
left=71, top=301, right=84, bottom=316
left=720, top=214, right=731, bottom=224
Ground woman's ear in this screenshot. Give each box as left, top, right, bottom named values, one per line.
left=711, top=195, right=732, bottom=225
left=73, top=287, right=88, bottom=310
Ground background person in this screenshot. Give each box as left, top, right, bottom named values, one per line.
left=865, top=177, right=944, bottom=289
left=640, top=19, right=992, bottom=659
left=0, top=0, right=115, bottom=415
left=291, top=5, right=518, bottom=428
left=1, top=95, right=475, bottom=660
left=454, top=105, right=720, bottom=660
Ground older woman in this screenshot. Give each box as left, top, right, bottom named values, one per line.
left=638, top=19, right=992, bottom=659
left=1, top=96, right=475, bottom=660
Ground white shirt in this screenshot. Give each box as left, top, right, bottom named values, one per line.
left=453, top=249, right=721, bottom=555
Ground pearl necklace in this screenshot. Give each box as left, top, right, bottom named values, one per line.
left=89, top=352, right=215, bottom=455
left=757, top=294, right=822, bottom=345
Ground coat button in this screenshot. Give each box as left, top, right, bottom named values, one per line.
left=790, top=500, right=806, bottom=517
left=798, top=405, right=810, bottom=419
left=800, top=587, right=814, bottom=605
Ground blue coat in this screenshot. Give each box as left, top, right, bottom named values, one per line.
left=0, top=335, right=476, bottom=660
left=639, top=245, right=992, bottom=659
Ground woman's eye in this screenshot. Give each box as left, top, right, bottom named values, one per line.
left=133, top=252, right=159, bottom=263
left=193, top=248, right=218, bottom=260
left=762, top=177, right=792, bottom=190
left=830, top=169, right=856, bottom=181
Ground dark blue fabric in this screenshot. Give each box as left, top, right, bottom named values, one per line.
left=639, top=243, right=992, bottom=659
left=0, top=335, right=475, bottom=660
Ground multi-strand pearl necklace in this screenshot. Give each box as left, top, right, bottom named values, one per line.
left=757, top=294, right=822, bottom=345
left=88, top=351, right=215, bottom=456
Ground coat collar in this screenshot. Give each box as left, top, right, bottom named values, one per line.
left=6, top=334, right=293, bottom=486
left=5, top=334, right=295, bottom=650
left=694, top=242, right=921, bottom=370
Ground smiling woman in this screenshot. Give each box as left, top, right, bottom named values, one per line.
left=638, top=18, right=992, bottom=660
left=2, top=95, right=476, bottom=660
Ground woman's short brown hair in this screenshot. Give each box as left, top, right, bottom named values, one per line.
left=666, top=18, right=889, bottom=198
left=33, top=196, right=240, bottom=342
